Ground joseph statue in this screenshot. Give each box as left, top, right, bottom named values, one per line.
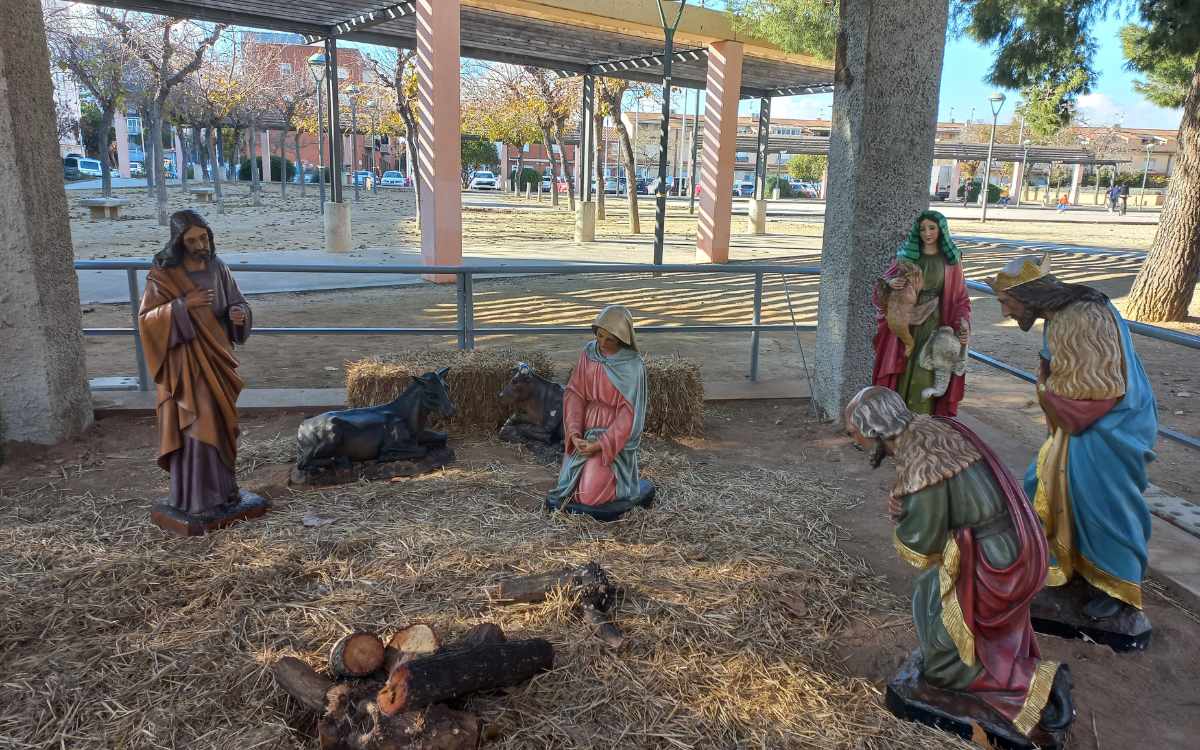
left=139, top=210, right=253, bottom=516
left=846, top=387, right=1073, bottom=738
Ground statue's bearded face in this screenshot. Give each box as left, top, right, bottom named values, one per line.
left=997, top=290, right=1040, bottom=332
left=182, top=225, right=211, bottom=261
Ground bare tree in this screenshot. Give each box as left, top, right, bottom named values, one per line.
left=368, top=48, right=421, bottom=226
left=597, top=78, right=638, bottom=233
left=103, top=11, right=225, bottom=225
left=524, top=68, right=580, bottom=211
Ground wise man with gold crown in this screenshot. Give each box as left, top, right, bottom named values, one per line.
left=989, top=255, right=1158, bottom=629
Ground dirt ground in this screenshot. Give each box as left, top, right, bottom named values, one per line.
left=1, top=403, right=1197, bottom=749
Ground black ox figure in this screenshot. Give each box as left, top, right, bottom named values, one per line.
left=498, top=362, right=565, bottom=462
left=294, top=368, right=456, bottom=481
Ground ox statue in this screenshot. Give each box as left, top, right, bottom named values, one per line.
left=295, top=368, right=456, bottom=476
left=498, top=362, right=565, bottom=461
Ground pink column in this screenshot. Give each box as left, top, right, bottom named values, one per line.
left=416, top=0, right=463, bottom=280
left=696, top=40, right=743, bottom=264
left=949, top=160, right=961, bottom=200
left=819, top=163, right=828, bottom=199
left=114, top=113, right=131, bottom=178
left=260, top=130, right=272, bottom=182
left=1068, top=163, right=1082, bottom=205
left=1011, top=161, right=1023, bottom=204
left=501, top=142, right=510, bottom=190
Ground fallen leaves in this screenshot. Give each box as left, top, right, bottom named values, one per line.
left=777, top=594, right=808, bottom=619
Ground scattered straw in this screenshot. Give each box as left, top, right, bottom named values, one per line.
left=0, top=438, right=970, bottom=750
left=345, top=349, right=556, bottom=428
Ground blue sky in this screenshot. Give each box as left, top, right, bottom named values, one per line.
left=764, top=15, right=1184, bottom=130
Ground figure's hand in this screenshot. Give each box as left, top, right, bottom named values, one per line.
left=957, top=326, right=970, bottom=346
left=229, top=306, right=246, bottom=326
left=888, top=278, right=907, bottom=290
left=573, top=437, right=602, bottom=458
left=184, top=288, right=214, bottom=310
left=887, top=496, right=902, bottom=525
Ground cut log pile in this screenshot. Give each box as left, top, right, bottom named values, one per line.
left=494, top=562, right=626, bottom=649
left=274, top=623, right=553, bottom=750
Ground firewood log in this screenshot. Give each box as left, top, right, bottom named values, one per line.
left=493, top=567, right=582, bottom=603
left=377, top=639, right=554, bottom=716
left=330, top=632, right=386, bottom=678
left=380, top=623, right=441, bottom=676
left=320, top=680, right=477, bottom=750
left=274, top=656, right=335, bottom=713
left=447, top=623, right=506, bottom=650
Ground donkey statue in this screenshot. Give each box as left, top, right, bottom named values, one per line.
left=295, top=368, right=456, bottom=473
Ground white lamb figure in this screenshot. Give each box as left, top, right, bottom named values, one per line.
left=918, top=321, right=969, bottom=401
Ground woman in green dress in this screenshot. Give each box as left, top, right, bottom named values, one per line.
left=872, top=210, right=972, bottom=416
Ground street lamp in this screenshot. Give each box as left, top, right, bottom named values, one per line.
left=1139, top=140, right=1157, bottom=211
left=1016, top=138, right=1032, bottom=207
left=308, top=52, right=327, bottom=213
left=366, top=100, right=379, bottom=195
left=344, top=85, right=361, bottom=201
left=979, top=91, right=1006, bottom=222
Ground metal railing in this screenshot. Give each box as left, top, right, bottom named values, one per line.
left=76, top=259, right=1200, bottom=453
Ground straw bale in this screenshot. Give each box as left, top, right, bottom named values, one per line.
left=643, top=356, right=705, bottom=437
left=345, top=349, right=555, bottom=427
left=0, top=432, right=973, bottom=750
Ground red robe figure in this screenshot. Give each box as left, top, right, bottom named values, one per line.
left=846, top=387, right=1074, bottom=740
left=873, top=210, right=971, bottom=416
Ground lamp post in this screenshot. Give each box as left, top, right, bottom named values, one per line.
left=979, top=91, right=1006, bottom=222
left=344, top=85, right=360, bottom=201
left=367, top=101, right=379, bottom=195
left=308, top=53, right=327, bottom=213
left=1016, top=138, right=1032, bottom=207
left=1139, top=140, right=1156, bottom=211
left=652, top=0, right=688, bottom=267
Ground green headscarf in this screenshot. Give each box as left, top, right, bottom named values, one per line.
left=897, top=210, right=961, bottom=265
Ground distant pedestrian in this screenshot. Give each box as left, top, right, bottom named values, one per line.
left=1118, top=183, right=1129, bottom=214
left=1057, top=194, right=1069, bottom=213
left=999, top=187, right=1010, bottom=208
left=1107, top=185, right=1120, bottom=212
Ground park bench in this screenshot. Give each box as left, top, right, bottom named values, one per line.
left=191, top=187, right=216, bottom=203
left=78, top=197, right=132, bottom=220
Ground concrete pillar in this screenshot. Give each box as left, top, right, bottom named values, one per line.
left=949, top=159, right=961, bottom=201
left=174, top=133, right=184, bottom=179
left=575, top=200, right=596, bottom=242
left=0, top=0, right=92, bottom=442
left=115, top=113, right=131, bottom=178
left=416, top=0, right=463, bottom=281
left=696, top=40, right=743, bottom=263
left=812, top=0, right=949, bottom=418
left=325, top=203, right=351, bottom=253
left=1068, top=162, right=1082, bottom=205
left=260, top=130, right=272, bottom=182
left=747, top=198, right=767, bottom=233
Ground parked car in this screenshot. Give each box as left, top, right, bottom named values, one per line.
left=736, top=180, right=755, bottom=197
left=353, top=171, right=373, bottom=186
left=541, top=175, right=553, bottom=192
left=64, top=156, right=104, bottom=178
left=469, top=170, right=499, bottom=190
left=604, top=177, right=626, bottom=194
left=380, top=170, right=406, bottom=187
left=130, top=161, right=146, bottom=178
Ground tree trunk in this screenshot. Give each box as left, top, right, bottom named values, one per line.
left=249, top=121, right=262, bottom=207
left=1126, top=57, right=1200, bottom=323
left=377, top=640, right=554, bottom=716
left=330, top=632, right=385, bottom=678
left=98, top=107, right=114, bottom=199
left=555, top=123, right=575, bottom=212
left=516, top=146, right=525, bottom=193
left=612, top=113, right=640, bottom=233
left=206, top=123, right=225, bottom=214
left=296, top=130, right=306, bottom=197
left=274, top=656, right=335, bottom=713
left=594, top=111, right=606, bottom=220
left=399, top=109, right=421, bottom=229
left=542, top=126, right=560, bottom=208
left=151, top=100, right=169, bottom=225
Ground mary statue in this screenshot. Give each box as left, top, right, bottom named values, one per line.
left=547, top=306, right=649, bottom=513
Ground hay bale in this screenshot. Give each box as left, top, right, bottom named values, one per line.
left=643, top=356, right=705, bottom=437
left=345, top=349, right=555, bottom=428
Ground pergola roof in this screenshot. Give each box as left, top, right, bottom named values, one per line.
left=85, top=0, right=835, bottom=98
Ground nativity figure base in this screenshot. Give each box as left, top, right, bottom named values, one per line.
left=544, top=479, right=656, bottom=523
left=886, top=650, right=1069, bottom=750
left=1029, top=574, right=1151, bottom=653
left=291, top=445, right=456, bottom=487
left=499, top=424, right=564, bottom=464
left=151, top=489, right=266, bottom=537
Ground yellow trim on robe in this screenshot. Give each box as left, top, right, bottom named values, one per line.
left=1012, top=660, right=1061, bottom=737
left=893, top=532, right=941, bottom=569
left=938, top=536, right=976, bottom=667
left=1033, top=426, right=1143, bottom=608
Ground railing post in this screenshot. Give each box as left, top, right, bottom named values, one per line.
left=749, top=271, right=762, bottom=382
left=127, top=268, right=151, bottom=391
left=465, top=271, right=475, bottom=349
left=456, top=272, right=467, bottom=350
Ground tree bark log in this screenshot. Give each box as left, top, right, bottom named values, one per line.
left=321, top=679, right=478, bottom=750
left=377, top=639, right=554, bottom=716
left=274, top=656, right=335, bottom=713
left=380, top=623, right=440, bottom=677
left=493, top=567, right=582, bottom=603
left=330, top=632, right=386, bottom=678
left=1126, top=56, right=1200, bottom=323
left=447, top=623, right=506, bottom=650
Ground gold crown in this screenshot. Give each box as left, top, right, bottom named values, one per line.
left=988, top=254, right=1052, bottom=292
